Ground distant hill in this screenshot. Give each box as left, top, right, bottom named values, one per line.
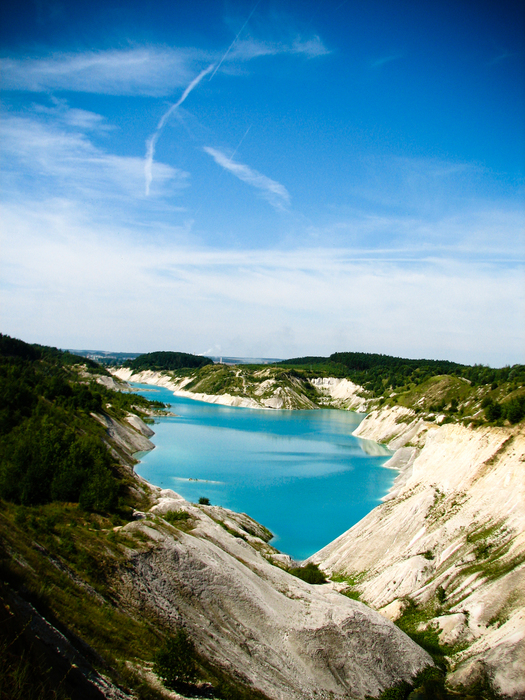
left=0, top=334, right=105, bottom=372
left=124, top=350, right=213, bottom=372
left=277, top=351, right=525, bottom=396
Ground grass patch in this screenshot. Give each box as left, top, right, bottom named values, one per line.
left=287, top=562, right=327, bottom=585
left=163, top=509, right=191, bottom=525
left=394, top=599, right=450, bottom=668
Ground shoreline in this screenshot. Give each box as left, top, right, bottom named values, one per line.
left=120, top=372, right=525, bottom=694
left=125, top=376, right=399, bottom=562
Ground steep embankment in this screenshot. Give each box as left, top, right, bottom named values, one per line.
left=112, top=365, right=323, bottom=410
left=112, top=488, right=433, bottom=700
left=311, top=406, right=525, bottom=698
left=1, top=411, right=434, bottom=700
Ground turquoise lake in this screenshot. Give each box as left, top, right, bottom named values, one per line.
left=132, top=383, right=394, bottom=561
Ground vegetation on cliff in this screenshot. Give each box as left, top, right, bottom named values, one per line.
left=0, top=334, right=166, bottom=510
left=124, top=350, right=213, bottom=372
left=276, top=352, right=525, bottom=425
left=2, top=335, right=522, bottom=699
left=279, top=351, right=524, bottom=393
left=0, top=336, right=274, bottom=699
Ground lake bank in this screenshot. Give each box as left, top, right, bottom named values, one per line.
left=130, top=382, right=393, bottom=560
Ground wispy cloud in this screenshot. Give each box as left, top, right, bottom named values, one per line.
left=203, top=146, right=290, bottom=210
left=229, top=35, right=329, bottom=62
left=1, top=112, right=188, bottom=203
left=0, top=48, right=208, bottom=97
left=33, top=99, right=113, bottom=131
left=371, top=53, right=403, bottom=68
left=145, top=63, right=215, bottom=195
left=0, top=35, right=328, bottom=97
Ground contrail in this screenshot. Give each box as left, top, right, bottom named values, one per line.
left=209, top=0, right=261, bottom=79
left=228, top=125, right=252, bottom=164
left=144, top=0, right=260, bottom=195
left=144, top=62, right=215, bottom=195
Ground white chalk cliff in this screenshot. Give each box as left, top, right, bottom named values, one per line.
left=311, top=406, right=525, bottom=698
left=109, top=366, right=524, bottom=696
left=114, top=488, right=432, bottom=700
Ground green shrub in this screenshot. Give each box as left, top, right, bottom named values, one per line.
left=198, top=497, right=210, bottom=505
left=504, top=396, right=525, bottom=423
left=288, top=562, right=326, bottom=585
left=378, top=681, right=411, bottom=699
left=436, top=586, right=446, bottom=604
left=485, top=402, right=502, bottom=422
left=154, top=630, right=198, bottom=688
left=163, top=510, right=190, bottom=524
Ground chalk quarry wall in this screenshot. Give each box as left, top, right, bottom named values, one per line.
left=109, top=367, right=524, bottom=696
left=114, top=489, right=432, bottom=700
left=311, top=407, right=525, bottom=698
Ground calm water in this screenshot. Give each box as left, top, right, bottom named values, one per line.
left=133, top=383, right=394, bottom=560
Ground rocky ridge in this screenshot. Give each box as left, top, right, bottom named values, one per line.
left=310, top=405, right=525, bottom=698
left=113, top=487, right=433, bottom=700
left=112, top=366, right=324, bottom=410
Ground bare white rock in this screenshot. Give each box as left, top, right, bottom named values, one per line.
left=114, top=488, right=432, bottom=700
left=311, top=407, right=525, bottom=697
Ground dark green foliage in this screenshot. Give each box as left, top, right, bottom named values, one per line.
left=277, top=350, right=525, bottom=401
left=378, top=681, right=411, bottom=699
left=436, top=586, right=446, bottom=604
left=0, top=333, right=103, bottom=371
left=0, top=416, right=117, bottom=510
left=0, top=335, right=161, bottom=512
left=395, top=600, right=447, bottom=666
left=503, top=395, right=525, bottom=423
left=276, top=355, right=334, bottom=366
left=163, top=509, right=190, bottom=524
left=153, top=630, right=198, bottom=688
left=288, top=562, right=327, bottom=584
left=485, top=401, right=503, bottom=422
left=198, top=497, right=210, bottom=505
left=483, top=396, right=525, bottom=424
left=125, top=351, right=213, bottom=372
left=374, top=666, right=449, bottom=700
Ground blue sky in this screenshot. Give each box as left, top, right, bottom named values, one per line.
left=1, top=0, right=523, bottom=365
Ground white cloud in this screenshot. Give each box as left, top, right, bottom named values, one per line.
left=33, top=100, right=113, bottom=131
left=0, top=48, right=208, bottom=96
left=203, top=146, right=290, bottom=210
left=1, top=201, right=523, bottom=366
left=1, top=112, right=189, bottom=201
left=0, top=36, right=328, bottom=97
left=229, top=35, right=329, bottom=61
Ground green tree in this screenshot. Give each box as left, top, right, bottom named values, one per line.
left=154, top=631, right=198, bottom=688
left=485, top=402, right=502, bottom=422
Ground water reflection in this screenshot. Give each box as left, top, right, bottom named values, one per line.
left=132, top=383, right=395, bottom=560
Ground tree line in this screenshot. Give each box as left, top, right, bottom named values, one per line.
left=0, top=334, right=163, bottom=510
left=124, top=350, right=213, bottom=372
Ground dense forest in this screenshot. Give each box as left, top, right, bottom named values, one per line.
left=277, top=351, right=525, bottom=423
left=124, top=350, right=213, bottom=372
left=0, top=334, right=163, bottom=510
